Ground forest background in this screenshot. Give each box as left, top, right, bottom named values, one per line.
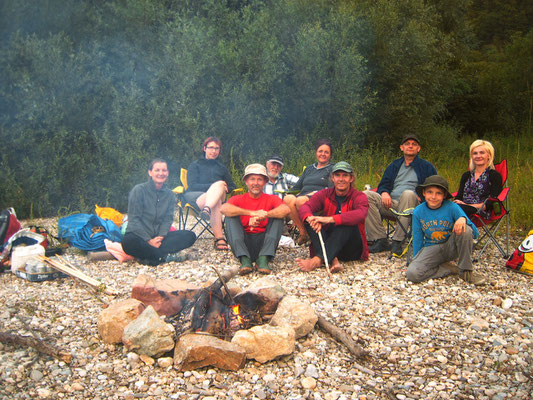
left=1, top=0, right=532, bottom=229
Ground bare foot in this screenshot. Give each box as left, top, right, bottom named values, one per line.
left=329, top=257, right=344, bottom=273
left=296, top=256, right=322, bottom=272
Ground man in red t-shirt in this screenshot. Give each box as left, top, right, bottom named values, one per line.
left=221, top=164, right=290, bottom=275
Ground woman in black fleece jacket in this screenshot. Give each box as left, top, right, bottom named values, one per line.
left=184, top=137, right=236, bottom=250
left=122, top=159, right=196, bottom=265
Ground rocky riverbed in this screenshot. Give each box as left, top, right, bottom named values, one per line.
left=0, top=220, right=532, bottom=400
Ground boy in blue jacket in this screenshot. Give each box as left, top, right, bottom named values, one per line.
left=407, top=175, right=485, bottom=285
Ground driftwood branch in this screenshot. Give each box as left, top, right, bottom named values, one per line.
left=317, top=315, right=375, bottom=375
left=0, top=331, right=72, bottom=364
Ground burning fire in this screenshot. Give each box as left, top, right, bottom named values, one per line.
left=232, top=304, right=244, bottom=325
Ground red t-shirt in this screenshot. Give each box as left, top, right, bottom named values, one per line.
left=227, top=192, right=283, bottom=234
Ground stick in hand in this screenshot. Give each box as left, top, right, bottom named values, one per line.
left=317, top=230, right=333, bottom=280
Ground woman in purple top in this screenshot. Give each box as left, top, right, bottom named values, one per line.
left=454, top=140, right=503, bottom=219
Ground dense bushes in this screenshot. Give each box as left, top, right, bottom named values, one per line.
left=0, top=0, right=532, bottom=227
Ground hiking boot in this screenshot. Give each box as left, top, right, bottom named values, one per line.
left=165, top=252, right=188, bottom=263
left=239, top=256, right=253, bottom=275
left=440, top=261, right=459, bottom=275
left=391, top=240, right=403, bottom=256
left=256, top=256, right=271, bottom=274
left=461, top=270, right=486, bottom=285
left=368, top=238, right=391, bottom=253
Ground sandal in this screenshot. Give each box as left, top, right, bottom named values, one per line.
left=214, top=237, right=229, bottom=251
left=199, top=206, right=211, bottom=222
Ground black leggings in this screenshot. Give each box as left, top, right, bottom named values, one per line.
left=305, top=223, right=363, bottom=264
left=122, top=230, right=196, bottom=265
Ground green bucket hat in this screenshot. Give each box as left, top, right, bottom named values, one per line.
left=415, top=175, right=452, bottom=199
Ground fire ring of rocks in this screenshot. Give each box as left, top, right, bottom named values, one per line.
left=98, top=265, right=320, bottom=371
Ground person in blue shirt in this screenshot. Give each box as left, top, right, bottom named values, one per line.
left=407, top=175, right=485, bottom=285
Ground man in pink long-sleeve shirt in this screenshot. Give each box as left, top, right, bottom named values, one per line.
left=296, top=161, right=369, bottom=273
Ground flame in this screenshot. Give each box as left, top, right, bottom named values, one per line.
left=232, top=304, right=244, bottom=325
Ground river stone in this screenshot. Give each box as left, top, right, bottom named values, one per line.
left=236, top=277, right=286, bottom=315
left=269, top=295, right=318, bottom=338
left=98, top=299, right=146, bottom=344
left=131, top=274, right=201, bottom=317
left=231, top=324, right=295, bottom=363
left=122, top=305, right=175, bottom=357
left=174, top=333, right=246, bottom=371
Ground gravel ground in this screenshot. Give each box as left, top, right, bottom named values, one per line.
left=1, top=219, right=532, bottom=400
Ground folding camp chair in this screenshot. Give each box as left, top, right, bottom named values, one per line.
left=173, top=169, right=244, bottom=239
left=367, top=187, right=412, bottom=261
left=172, top=169, right=214, bottom=239
left=468, top=160, right=511, bottom=261
left=388, top=207, right=415, bottom=265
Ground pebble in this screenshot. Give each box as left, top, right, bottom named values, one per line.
left=157, top=357, right=173, bottom=368
left=0, top=221, right=531, bottom=400
left=305, top=364, right=319, bottom=378
left=301, top=377, right=317, bottom=389
left=502, top=299, right=513, bottom=310
left=71, top=383, right=84, bottom=391
left=30, top=369, right=44, bottom=381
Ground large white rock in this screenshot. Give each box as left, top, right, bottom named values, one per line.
left=231, top=324, right=295, bottom=363
left=269, top=295, right=318, bottom=338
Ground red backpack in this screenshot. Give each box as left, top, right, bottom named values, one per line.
left=0, top=208, right=22, bottom=250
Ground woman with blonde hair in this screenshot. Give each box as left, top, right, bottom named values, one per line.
left=454, top=139, right=503, bottom=218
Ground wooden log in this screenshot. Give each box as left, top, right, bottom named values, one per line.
left=316, top=315, right=375, bottom=376
left=0, top=331, right=72, bottom=363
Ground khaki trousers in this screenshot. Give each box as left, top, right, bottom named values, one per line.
left=363, top=190, right=419, bottom=242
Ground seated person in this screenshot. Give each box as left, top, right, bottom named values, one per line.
left=454, top=139, right=503, bottom=219
left=221, top=164, right=290, bottom=275
left=122, top=159, right=196, bottom=265
left=263, top=155, right=299, bottom=198
left=296, top=161, right=369, bottom=274
left=283, top=138, right=334, bottom=245
left=185, top=136, right=236, bottom=250
left=364, top=134, right=437, bottom=254
left=406, top=175, right=485, bottom=285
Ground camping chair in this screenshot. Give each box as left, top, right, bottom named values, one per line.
left=173, top=168, right=214, bottom=239
left=173, top=169, right=244, bottom=239
left=388, top=207, right=415, bottom=265
left=368, top=187, right=411, bottom=259
left=464, top=160, right=510, bottom=261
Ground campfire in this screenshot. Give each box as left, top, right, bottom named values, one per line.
left=94, top=265, right=370, bottom=372
left=167, top=266, right=268, bottom=339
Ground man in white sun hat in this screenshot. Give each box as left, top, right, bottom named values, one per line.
left=221, top=164, right=290, bottom=275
